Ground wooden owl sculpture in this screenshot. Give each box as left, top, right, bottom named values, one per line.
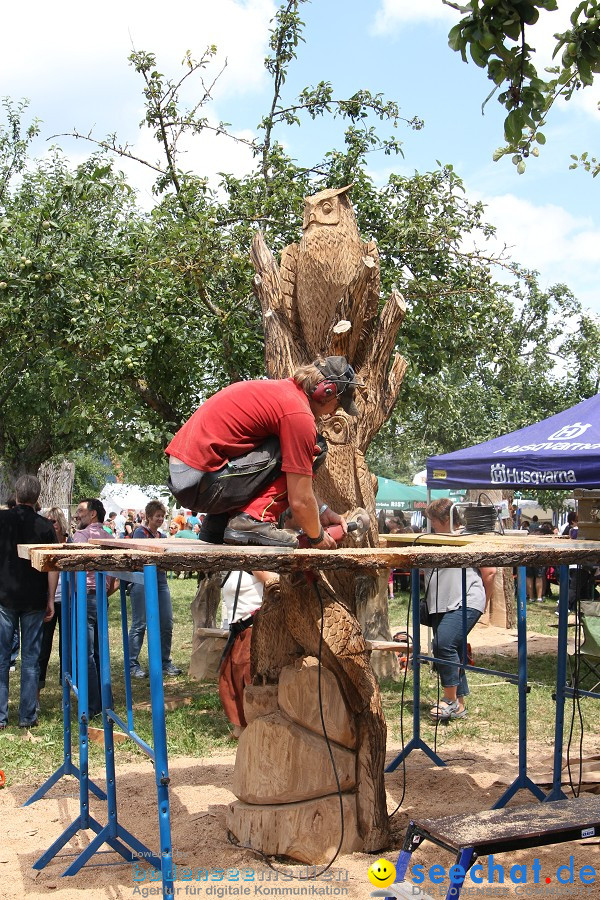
left=282, top=185, right=371, bottom=359
left=243, top=188, right=409, bottom=859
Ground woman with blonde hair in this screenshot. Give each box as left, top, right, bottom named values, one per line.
left=38, top=507, right=70, bottom=705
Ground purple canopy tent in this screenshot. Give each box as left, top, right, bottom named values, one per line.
left=426, top=394, right=600, bottom=490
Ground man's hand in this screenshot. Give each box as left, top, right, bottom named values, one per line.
left=44, top=597, right=55, bottom=623
left=314, top=529, right=337, bottom=550
left=319, top=506, right=347, bottom=535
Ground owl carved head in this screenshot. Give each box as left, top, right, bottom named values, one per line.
left=317, top=410, right=356, bottom=446
left=302, top=185, right=354, bottom=231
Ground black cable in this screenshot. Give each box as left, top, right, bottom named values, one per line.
left=462, top=506, right=497, bottom=535
left=477, top=492, right=505, bottom=535
left=431, top=569, right=441, bottom=755
left=458, top=493, right=504, bottom=536
left=387, top=588, right=412, bottom=819
left=312, top=578, right=345, bottom=869
left=388, top=531, right=441, bottom=817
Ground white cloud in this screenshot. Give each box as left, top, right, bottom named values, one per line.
left=471, top=191, right=600, bottom=314
left=371, top=0, right=457, bottom=34
left=1, top=0, right=275, bottom=139
left=1, top=0, right=275, bottom=91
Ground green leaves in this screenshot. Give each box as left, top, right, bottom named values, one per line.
left=1, top=0, right=597, bottom=491
left=504, top=107, right=525, bottom=143
left=446, top=0, right=600, bottom=167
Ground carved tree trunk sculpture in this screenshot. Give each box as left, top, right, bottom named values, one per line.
left=188, top=574, right=224, bottom=682
left=227, top=187, right=408, bottom=855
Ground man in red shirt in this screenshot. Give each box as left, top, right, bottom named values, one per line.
left=166, top=356, right=360, bottom=548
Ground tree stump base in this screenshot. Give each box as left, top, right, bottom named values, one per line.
left=226, top=657, right=367, bottom=861
left=227, top=794, right=362, bottom=864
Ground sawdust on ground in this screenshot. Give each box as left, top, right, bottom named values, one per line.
left=389, top=620, right=568, bottom=658
left=0, top=627, right=596, bottom=900
left=1, top=738, right=599, bottom=900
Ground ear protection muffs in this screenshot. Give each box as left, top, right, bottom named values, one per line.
left=311, top=379, right=339, bottom=403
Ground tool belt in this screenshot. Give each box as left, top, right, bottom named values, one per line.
left=219, top=615, right=254, bottom=669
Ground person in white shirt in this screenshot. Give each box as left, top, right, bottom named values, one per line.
left=113, top=510, right=127, bottom=538
left=423, top=499, right=496, bottom=723
left=218, top=570, right=274, bottom=738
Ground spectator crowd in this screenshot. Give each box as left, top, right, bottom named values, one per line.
left=0, top=486, right=205, bottom=729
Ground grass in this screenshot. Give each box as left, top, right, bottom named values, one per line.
left=0, top=578, right=233, bottom=784
left=1, top=579, right=598, bottom=785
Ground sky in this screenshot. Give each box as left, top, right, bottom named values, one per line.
left=2, top=0, right=600, bottom=316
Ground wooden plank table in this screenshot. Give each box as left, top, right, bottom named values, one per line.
left=18, top=535, right=600, bottom=575
left=18, top=535, right=600, bottom=812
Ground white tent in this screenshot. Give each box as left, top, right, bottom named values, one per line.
left=100, top=483, right=170, bottom=515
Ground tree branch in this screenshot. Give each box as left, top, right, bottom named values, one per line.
left=50, top=131, right=167, bottom=175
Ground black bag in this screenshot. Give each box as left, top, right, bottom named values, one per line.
left=168, top=435, right=283, bottom=514
left=420, top=569, right=437, bottom=627
left=419, top=598, right=432, bottom=627
left=169, top=432, right=329, bottom=515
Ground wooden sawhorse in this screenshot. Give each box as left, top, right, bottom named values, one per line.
left=389, top=795, right=600, bottom=900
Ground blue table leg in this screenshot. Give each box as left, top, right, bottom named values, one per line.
left=61, top=573, right=161, bottom=876
left=144, top=564, right=175, bottom=897
left=545, top=564, right=569, bottom=802
left=444, top=847, right=473, bottom=900
left=120, top=580, right=136, bottom=734
left=493, top=567, right=545, bottom=807
left=386, top=568, right=446, bottom=771
left=26, top=573, right=106, bottom=807
left=32, top=565, right=170, bottom=887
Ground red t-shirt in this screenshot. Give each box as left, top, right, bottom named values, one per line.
left=166, top=378, right=316, bottom=477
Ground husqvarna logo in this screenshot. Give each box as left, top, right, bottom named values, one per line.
left=489, top=464, right=576, bottom=485
left=547, top=422, right=591, bottom=440
left=490, top=464, right=506, bottom=483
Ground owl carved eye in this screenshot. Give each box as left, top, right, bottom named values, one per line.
left=321, top=201, right=333, bottom=215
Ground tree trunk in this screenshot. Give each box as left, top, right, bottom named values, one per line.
left=188, top=574, right=223, bottom=681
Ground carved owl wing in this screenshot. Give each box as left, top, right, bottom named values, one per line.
left=351, top=239, right=380, bottom=368
left=280, top=242, right=299, bottom=324
left=331, top=239, right=380, bottom=368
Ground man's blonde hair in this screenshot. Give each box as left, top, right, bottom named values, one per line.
left=293, top=360, right=325, bottom=395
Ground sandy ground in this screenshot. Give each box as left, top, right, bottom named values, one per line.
left=1, top=745, right=599, bottom=900
left=1, top=624, right=597, bottom=900
left=468, top=621, right=568, bottom=658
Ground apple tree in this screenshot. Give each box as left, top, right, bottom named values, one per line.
left=445, top=0, right=600, bottom=173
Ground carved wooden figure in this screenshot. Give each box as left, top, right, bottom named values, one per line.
left=227, top=186, right=407, bottom=857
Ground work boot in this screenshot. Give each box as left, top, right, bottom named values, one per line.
left=223, top=513, right=298, bottom=548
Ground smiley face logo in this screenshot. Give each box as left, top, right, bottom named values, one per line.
left=367, top=858, right=396, bottom=888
